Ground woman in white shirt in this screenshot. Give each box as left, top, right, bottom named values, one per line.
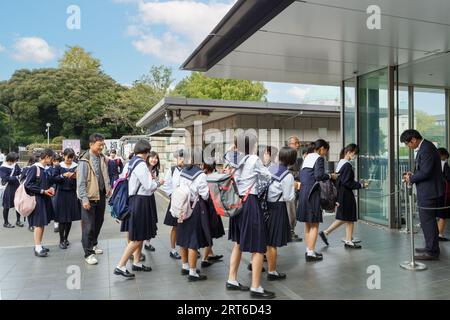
left=226, top=135, right=275, bottom=299
left=114, top=140, right=163, bottom=278
left=265, top=147, right=297, bottom=281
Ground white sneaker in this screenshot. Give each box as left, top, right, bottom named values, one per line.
left=85, top=254, right=98, bottom=265
left=93, top=246, right=103, bottom=255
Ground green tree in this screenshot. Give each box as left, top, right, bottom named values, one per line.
left=171, top=72, right=267, bottom=101
left=58, top=46, right=102, bottom=72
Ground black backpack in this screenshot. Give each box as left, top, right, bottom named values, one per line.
left=309, top=180, right=337, bottom=213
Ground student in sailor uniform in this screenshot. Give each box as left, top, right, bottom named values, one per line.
left=161, top=149, right=185, bottom=260
left=114, top=140, right=163, bottom=278
left=52, top=148, right=81, bottom=249
left=199, top=161, right=225, bottom=268
left=50, top=155, right=63, bottom=234
left=319, top=144, right=366, bottom=249
left=297, top=139, right=337, bottom=262
left=20, top=155, right=39, bottom=232
left=175, top=153, right=211, bottom=282
left=25, top=149, right=56, bottom=257
left=226, top=135, right=276, bottom=299
left=0, top=152, right=22, bottom=228
left=144, top=151, right=160, bottom=252
left=437, top=148, right=450, bottom=241
left=265, top=147, right=297, bottom=281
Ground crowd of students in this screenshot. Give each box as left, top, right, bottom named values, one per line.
left=1, top=131, right=449, bottom=299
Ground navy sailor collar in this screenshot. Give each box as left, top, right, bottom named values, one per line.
left=269, top=164, right=289, bottom=182
left=181, top=166, right=202, bottom=181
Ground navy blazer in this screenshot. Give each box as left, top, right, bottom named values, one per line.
left=409, top=139, right=444, bottom=204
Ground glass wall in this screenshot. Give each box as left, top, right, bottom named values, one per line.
left=343, top=79, right=356, bottom=146
left=358, top=68, right=390, bottom=225
left=414, top=87, right=447, bottom=148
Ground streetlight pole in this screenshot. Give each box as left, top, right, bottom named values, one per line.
left=46, top=123, right=51, bottom=145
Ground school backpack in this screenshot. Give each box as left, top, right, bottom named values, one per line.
left=310, top=180, right=338, bottom=213
left=14, top=166, right=40, bottom=217
left=170, top=179, right=198, bottom=222
left=109, top=158, right=144, bottom=221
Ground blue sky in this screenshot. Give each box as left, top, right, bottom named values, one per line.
left=0, top=0, right=340, bottom=105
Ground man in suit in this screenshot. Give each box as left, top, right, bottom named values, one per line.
left=401, top=129, right=444, bottom=260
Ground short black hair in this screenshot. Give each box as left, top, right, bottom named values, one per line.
left=279, top=147, right=297, bottom=166
left=128, top=153, right=134, bottom=160
left=312, top=139, right=330, bottom=151
left=54, top=155, right=63, bottom=163
left=400, top=129, right=422, bottom=143
left=110, top=149, right=116, bottom=154
left=6, top=152, right=18, bottom=163
left=340, top=144, right=359, bottom=159
left=174, top=149, right=184, bottom=158
left=89, top=133, right=105, bottom=144
left=438, top=148, right=449, bottom=158
left=134, top=139, right=151, bottom=154
left=63, top=148, right=76, bottom=159
left=27, top=155, right=38, bottom=166
left=40, top=148, right=55, bottom=160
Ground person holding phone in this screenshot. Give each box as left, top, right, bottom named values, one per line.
left=52, top=148, right=81, bottom=249
left=319, top=144, right=366, bottom=249
left=25, top=148, right=56, bottom=257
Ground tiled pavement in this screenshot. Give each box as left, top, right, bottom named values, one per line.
left=0, top=193, right=450, bottom=300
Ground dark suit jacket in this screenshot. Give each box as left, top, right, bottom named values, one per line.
left=409, top=139, right=444, bottom=205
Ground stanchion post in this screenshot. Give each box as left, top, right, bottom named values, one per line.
left=400, top=183, right=427, bottom=271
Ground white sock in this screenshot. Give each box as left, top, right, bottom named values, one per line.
left=133, top=262, right=143, bottom=268
left=268, top=271, right=279, bottom=276
left=189, top=268, right=199, bottom=277
left=171, top=249, right=177, bottom=254
left=345, top=240, right=354, bottom=245
left=439, top=234, right=444, bottom=238
left=182, top=263, right=189, bottom=270
left=117, top=266, right=127, bottom=272
left=306, top=248, right=315, bottom=256
left=35, top=245, right=42, bottom=252
left=250, top=286, right=264, bottom=293
left=227, top=279, right=239, bottom=286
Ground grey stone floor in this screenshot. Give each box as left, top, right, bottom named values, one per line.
left=1, top=193, right=450, bottom=300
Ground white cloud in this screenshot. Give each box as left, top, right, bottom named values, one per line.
left=12, top=37, right=55, bottom=63
left=122, top=0, right=236, bottom=64
left=287, top=86, right=311, bottom=102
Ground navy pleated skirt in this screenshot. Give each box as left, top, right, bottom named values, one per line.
left=163, top=199, right=178, bottom=227
left=128, top=195, right=156, bottom=241
left=54, top=190, right=81, bottom=223
left=266, top=202, right=292, bottom=247
left=228, top=195, right=267, bottom=254
left=207, top=198, right=225, bottom=240
left=28, top=196, right=54, bottom=227
left=176, top=199, right=212, bottom=250
left=297, top=184, right=323, bottom=223
left=2, top=183, right=19, bottom=209
left=335, top=188, right=357, bottom=222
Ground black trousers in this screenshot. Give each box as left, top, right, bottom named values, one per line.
left=81, top=192, right=106, bottom=258
left=418, top=198, right=441, bottom=257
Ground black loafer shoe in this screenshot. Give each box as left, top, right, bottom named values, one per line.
left=170, top=251, right=181, bottom=259
left=114, top=268, right=135, bottom=278
left=250, top=289, right=275, bottom=299
left=267, top=273, right=287, bottom=281
left=226, top=282, right=250, bottom=291
left=414, top=253, right=439, bottom=261
left=415, top=247, right=427, bottom=253
left=201, top=261, right=213, bottom=268
left=144, top=244, right=156, bottom=251
left=42, top=247, right=50, bottom=253
left=59, top=242, right=67, bottom=250
left=181, top=268, right=200, bottom=276
left=3, top=223, right=14, bottom=229
left=305, top=253, right=323, bottom=262
left=188, top=274, right=207, bottom=282
left=438, top=236, right=450, bottom=242
left=344, top=243, right=362, bottom=249
left=247, top=263, right=266, bottom=272
left=16, top=221, right=24, bottom=227
left=207, top=255, right=223, bottom=261
left=34, top=249, right=48, bottom=257
left=132, top=264, right=152, bottom=272
left=319, top=231, right=329, bottom=246
left=64, top=240, right=70, bottom=246
left=129, top=253, right=146, bottom=262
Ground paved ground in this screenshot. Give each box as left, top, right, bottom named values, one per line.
left=0, top=192, right=450, bottom=300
